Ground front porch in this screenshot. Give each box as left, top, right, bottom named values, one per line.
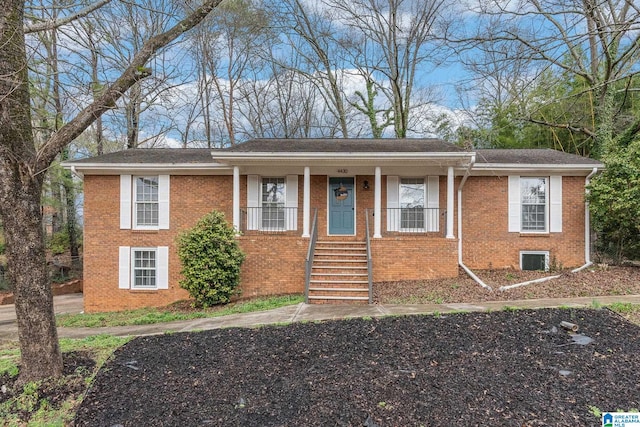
left=236, top=207, right=459, bottom=304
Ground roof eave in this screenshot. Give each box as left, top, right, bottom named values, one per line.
left=211, top=151, right=474, bottom=164
left=62, top=162, right=230, bottom=174
left=472, top=163, right=603, bottom=175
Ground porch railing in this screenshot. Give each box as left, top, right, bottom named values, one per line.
left=304, top=209, right=319, bottom=302
left=240, top=207, right=299, bottom=234
left=365, top=209, right=373, bottom=304
left=383, top=207, right=442, bottom=234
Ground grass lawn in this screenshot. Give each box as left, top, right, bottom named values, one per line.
left=56, top=294, right=304, bottom=328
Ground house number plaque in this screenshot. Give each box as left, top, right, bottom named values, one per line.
left=337, top=168, right=348, bottom=173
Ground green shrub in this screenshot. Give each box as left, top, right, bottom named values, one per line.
left=47, top=231, right=69, bottom=255
left=177, top=211, right=245, bottom=308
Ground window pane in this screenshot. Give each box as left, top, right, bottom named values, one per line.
left=400, top=178, right=424, bottom=208
left=521, top=178, right=546, bottom=231
left=133, top=250, right=156, bottom=288
left=400, top=178, right=425, bottom=230
left=262, top=178, right=285, bottom=230
left=135, top=177, right=159, bottom=227
left=262, top=178, right=285, bottom=204
left=522, top=253, right=547, bottom=271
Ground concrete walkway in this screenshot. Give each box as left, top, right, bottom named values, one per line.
left=2, top=293, right=640, bottom=342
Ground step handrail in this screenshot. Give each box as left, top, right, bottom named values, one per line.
left=365, top=208, right=373, bottom=304
left=304, top=208, right=319, bottom=302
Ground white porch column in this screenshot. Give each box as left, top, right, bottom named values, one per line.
left=446, top=166, right=455, bottom=239
left=374, top=166, right=382, bottom=238
left=233, top=166, right=240, bottom=232
left=302, top=166, right=311, bottom=237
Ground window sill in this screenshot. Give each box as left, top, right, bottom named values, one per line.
left=519, top=232, right=550, bottom=238
left=128, top=288, right=160, bottom=292
left=131, top=229, right=160, bottom=234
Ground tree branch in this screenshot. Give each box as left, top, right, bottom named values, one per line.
left=527, top=117, right=596, bottom=138
left=24, top=0, right=113, bottom=34
left=35, top=0, right=224, bottom=172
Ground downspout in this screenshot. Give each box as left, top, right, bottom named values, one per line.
left=70, top=166, right=83, bottom=179
left=457, top=155, right=492, bottom=290
left=499, top=167, right=599, bottom=290
left=571, top=167, right=598, bottom=273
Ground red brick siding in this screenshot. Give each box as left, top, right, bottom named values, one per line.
left=83, top=172, right=587, bottom=312
left=237, top=236, right=307, bottom=297
left=371, top=237, right=458, bottom=281
left=83, top=175, right=233, bottom=313
left=461, top=176, right=586, bottom=270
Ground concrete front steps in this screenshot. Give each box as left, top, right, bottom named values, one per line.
left=307, top=240, right=371, bottom=304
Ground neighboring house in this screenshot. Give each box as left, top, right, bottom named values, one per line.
left=65, top=139, right=602, bottom=313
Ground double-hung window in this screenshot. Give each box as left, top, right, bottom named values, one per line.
left=133, top=249, right=157, bottom=289
left=246, top=175, right=298, bottom=232
left=119, top=246, right=168, bottom=290
left=400, top=178, right=425, bottom=231
left=387, top=176, right=439, bottom=232
left=135, top=177, right=159, bottom=228
left=508, top=176, right=562, bottom=233
left=520, top=177, right=547, bottom=232
left=120, top=174, right=170, bottom=230
left=261, top=178, right=286, bottom=230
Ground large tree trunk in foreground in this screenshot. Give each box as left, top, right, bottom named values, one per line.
left=0, top=0, right=63, bottom=383
left=0, top=172, right=63, bottom=382
left=1, top=0, right=225, bottom=383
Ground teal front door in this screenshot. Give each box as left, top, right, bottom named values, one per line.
left=329, top=177, right=355, bottom=235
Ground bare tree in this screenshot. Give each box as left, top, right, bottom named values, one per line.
left=455, top=0, right=640, bottom=155
left=270, top=0, right=352, bottom=138
left=327, top=0, right=449, bottom=138
left=0, top=0, right=225, bottom=384
left=185, top=0, right=272, bottom=146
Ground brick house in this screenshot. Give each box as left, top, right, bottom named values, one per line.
left=65, top=139, right=602, bottom=312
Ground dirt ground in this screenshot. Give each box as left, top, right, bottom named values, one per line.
left=72, top=308, right=640, bottom=426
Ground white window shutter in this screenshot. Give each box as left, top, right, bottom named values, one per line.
left=120, top=175, right=132, bottom=229
left=508, top=176, right=521, bottom=232
left=157, top=246, right=169, bottom=290
left=549, top=176, right=562, bottom=232
left=158, top=175, right=170, bottom=229
left=118, top=246, right=130, bottom=289
left=427, top=176, right=440, bottom=232
left=247, top=175, right=260, bottom=230
left=387, top=176, right=399, bottom=232
left=286, top=175, right=298, bottom=231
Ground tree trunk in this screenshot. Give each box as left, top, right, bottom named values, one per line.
left=0, top=171, right=63, bottom=383
left=0, top=0, right=63, bottom=384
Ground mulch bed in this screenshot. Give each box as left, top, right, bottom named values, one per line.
left=375, top=266, right=640, bottom=304
left=73, top=308, right=640, bottom=426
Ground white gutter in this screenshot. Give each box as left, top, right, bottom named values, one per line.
left=61, top=162, right=228, bottom=171
left=473, top=162, right=602, bottom=172
left=457, top=155, right=492, bottom=291
left=571, top=167, right=599, bottom=273
left=212, top=151, right=474, bottom=160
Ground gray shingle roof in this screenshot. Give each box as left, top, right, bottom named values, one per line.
left=69, top=148, right=214, bottom=164
left=475, top=149, right=602, bottom=165
left=66, top=141, right=602, bottom=167
left=221, top=138, right=465, bottom=153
